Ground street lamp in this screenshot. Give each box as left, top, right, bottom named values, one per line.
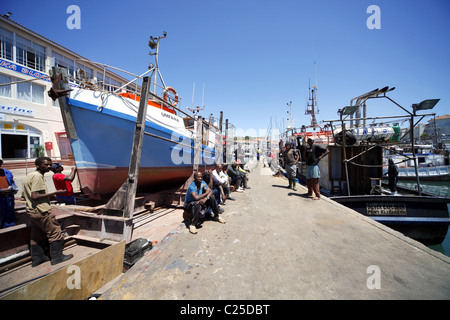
left=409, top=98, right=439, bottom=195
left=338, top=105, right=359, bottom=196
left=412, top=99, right=440, bottom=114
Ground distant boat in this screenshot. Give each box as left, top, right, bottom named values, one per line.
left=383, top=145, right=450, bottom=181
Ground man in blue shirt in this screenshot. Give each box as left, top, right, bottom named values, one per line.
left=184, top=171, right=225, bottom=234
left=0, top=158, right=18, bottom=228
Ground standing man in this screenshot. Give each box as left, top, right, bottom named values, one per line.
left=23, top=157, right=73, bottom=267
left=386, top=159, right=399, bottom=195
left=303, top=138, right=329, bottom=200
left=283, top=143, right=299, bottom=191
left=0, top=159, right=18, bottom=228
left=51, top=163, right=77, bottom=205
left=184, top=171, right=226, bottom=234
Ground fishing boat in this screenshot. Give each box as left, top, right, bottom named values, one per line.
left=283, top=86, right=450, bottom=245
left=48, top=34, right=221, bottom=197
left=383, top=144, right=450, bottom=181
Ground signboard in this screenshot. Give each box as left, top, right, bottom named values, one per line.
left=0, top=58, right=78, bottom=88
left=366, top=203, right=407, bottom=216
left=0, top=104, right=34, bottom=117
left=0, top=58, right=51, bottom=82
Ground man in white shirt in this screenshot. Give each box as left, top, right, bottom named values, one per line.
left=212, top=164, right=235, bottom=202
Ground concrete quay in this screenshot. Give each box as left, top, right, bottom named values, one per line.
left=99, top=162, right=450, bottom=300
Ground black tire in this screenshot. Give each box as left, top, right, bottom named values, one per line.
left=334, top=130, right=357, bottom=146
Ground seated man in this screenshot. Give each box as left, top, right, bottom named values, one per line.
left=184, top=171, right=225, bottom=234
left=236, top=159, right=250, bottom=189
left=202, top=169, right=222, bottom=206
left=227, top=161, right=243, bottom=192
left=212, top=164, right=235, bottom=202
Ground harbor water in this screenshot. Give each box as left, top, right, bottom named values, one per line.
left=398, top=180, right=450, bottom=257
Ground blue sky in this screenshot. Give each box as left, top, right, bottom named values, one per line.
left=3, top=0, right=450, bottom=136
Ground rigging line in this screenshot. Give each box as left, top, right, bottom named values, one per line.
left=345, top=161, right=383, bottom=168
left=0, top=77, right=42, bottom=86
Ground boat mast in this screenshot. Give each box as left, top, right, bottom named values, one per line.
left=306, top=81, right=318, bottom=127
left=148, top=32, right=167, bottom=94
left=306, top=62, right=319, bottom=127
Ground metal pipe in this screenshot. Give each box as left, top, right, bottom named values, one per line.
left=322, top=113, right=436, bottom=124
left=410, top=115, right=422, bottom=196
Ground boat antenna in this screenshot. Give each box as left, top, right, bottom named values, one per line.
left=306, top=35, right=319, bottom=125
left=148, top=31, right=167, bottom=94
left=306, top=75, right=319, bottom=127
left=191, top=82, right=195, bottom=108
left=314, top=60, right=319, bottom=114
left=202, top=82, right=205, bottom=108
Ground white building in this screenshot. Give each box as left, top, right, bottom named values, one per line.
left=0, top=15, right=128, bottom=161
left=423, top=114, right=450, bottom=145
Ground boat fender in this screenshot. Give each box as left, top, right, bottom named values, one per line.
left=334, top=130, right=357, bottom=146
left=163, top=86, right=179, bottom=106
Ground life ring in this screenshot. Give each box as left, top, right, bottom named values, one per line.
left=163, top=86, right=179, bottom=106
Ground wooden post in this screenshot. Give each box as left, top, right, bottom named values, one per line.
left=193, top=116, right=202, bottom=172
left=101, top=76, right=151, bottom=240
left=123, top=76, right=151, bottom=218
left=217, top=111, right=223, bottom=165
left=50, top=66, right=78, bottom=139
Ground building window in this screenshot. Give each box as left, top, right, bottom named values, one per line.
left=77, top=64, right=93, bottom=81
left=31, top=83, right=45, bottom=104
left=17, top=81, right=31, bottom=101
left=17, top=80, right=45, bottom=104
left=97, top=73, right=122, bottom=92
left=0, top=27, right=13, bottom=61
left=15, top=35, right=46, bottom=72
left=0, top=74, right=12, bottom=98
left=29, top=135, right=41, bottom=157
left=53, top=52, right=75, bottom=78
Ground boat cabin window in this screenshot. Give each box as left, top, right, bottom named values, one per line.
left=183, top=118, right=195, bottom=130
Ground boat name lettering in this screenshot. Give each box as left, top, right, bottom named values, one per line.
left=161, top=112, right=179, bottom=122
left=366, top=203, right=407, bottom=216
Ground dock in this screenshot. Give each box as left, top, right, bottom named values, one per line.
left=96, top=161, right=450, bottom=300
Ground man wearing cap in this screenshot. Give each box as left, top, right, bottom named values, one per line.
left=283, top=142, right=299, bottom=191
left=23, top=157, right=73, bottom=267
left=51, top=163, right=77, bottom=205
left=0, top=158, right=18, bottom=228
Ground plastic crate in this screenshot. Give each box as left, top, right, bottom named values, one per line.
left=123, top=238, right=152, bottom=270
